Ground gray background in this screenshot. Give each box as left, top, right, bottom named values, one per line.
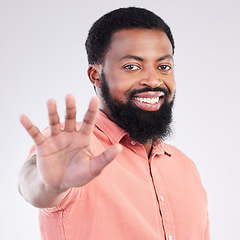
left=1, top=0, right=239, bottom=239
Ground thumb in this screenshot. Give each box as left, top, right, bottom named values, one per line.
left=90, top=144, right=122, bottom=177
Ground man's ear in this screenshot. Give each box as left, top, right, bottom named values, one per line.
left=87, top=64, right=102, bottom=88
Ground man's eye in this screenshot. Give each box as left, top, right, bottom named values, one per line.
left=124, top=65, right=140, bottom=70
left=159, top=65, right=171, bottom=71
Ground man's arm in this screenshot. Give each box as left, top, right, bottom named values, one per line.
left=18, top=95, right=122, bottom=208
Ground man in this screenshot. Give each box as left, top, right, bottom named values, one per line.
left=19, top=7, right=209, bottom=240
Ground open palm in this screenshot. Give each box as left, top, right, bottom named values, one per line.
left=20, top=94, right=121, bottom=193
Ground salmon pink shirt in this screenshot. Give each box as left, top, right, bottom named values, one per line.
left=28, top=110, right=209, bottom=240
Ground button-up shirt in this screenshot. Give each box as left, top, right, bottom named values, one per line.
left=29, top=110, right=209, bottom=240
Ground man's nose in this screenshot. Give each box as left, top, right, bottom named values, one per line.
left=139, top=68, right=162, bottom=88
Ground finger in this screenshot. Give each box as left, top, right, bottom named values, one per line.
left=90, top=144, right=122, bottom=177
left=79, top=96, right=99, bottom=136
left=47, top=99, right=61, bottom=136
left=19, top=114, right=45, bottom=145
left=64, top=94, right=76, bottom=132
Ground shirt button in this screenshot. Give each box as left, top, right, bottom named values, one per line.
left=131, top=141, right=136, bottom=145
left=160, top=196, right=165, bottom=202
left=168, top=235, right=173, bottom=240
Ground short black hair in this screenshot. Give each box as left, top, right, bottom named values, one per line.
left=85, top=7, right=175, bottom=65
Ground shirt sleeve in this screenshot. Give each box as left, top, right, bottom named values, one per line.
left=204, top=211, right=210, bottom=240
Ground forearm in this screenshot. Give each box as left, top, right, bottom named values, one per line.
left=18, top=156, right=65, bottom=208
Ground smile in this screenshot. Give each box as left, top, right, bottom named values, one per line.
left=133, top=92, right=165, bottom=105
left=132, top=91, right=165, bottom=111
left=134, top=97, right=159, bottom=105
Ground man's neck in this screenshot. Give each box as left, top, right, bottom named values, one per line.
left=142, top=142, right=153, bottom=158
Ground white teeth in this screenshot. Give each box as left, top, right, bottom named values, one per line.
left=133, top=92, right=165, bottom=104
left=134, top=97, right=160, bottom=104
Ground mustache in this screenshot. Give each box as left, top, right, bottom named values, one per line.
left=129, top=87, right=170, bottom=98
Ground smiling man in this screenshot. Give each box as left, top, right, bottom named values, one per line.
left=19, top=7, right=210, bottom=240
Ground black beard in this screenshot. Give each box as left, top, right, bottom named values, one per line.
left=100, top=73, right=174, bottom=144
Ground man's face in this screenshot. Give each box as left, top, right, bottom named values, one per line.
left=96, top=29, right=176, bottom=143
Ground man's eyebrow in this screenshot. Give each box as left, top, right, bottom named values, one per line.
left=120, top=55, right=144, bottom=61
left=120, top=55, right=173, bottom=62
left=156, top=55, right=173, bottom=61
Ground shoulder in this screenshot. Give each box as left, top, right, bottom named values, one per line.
left=161, top=142, right=200, bottom=174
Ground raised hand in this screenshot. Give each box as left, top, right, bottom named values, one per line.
left=19, top=94, right=122, bottom=197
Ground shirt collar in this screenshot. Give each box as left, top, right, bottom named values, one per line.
left=95, top=110, right=128, bottom=144
left=153, top=141, right=172, bottom=157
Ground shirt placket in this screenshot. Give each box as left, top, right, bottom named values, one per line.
left=149, top=154, right=175, bottom=240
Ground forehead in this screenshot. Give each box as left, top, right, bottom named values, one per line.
left=105, top=29, right=173, bottom=61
